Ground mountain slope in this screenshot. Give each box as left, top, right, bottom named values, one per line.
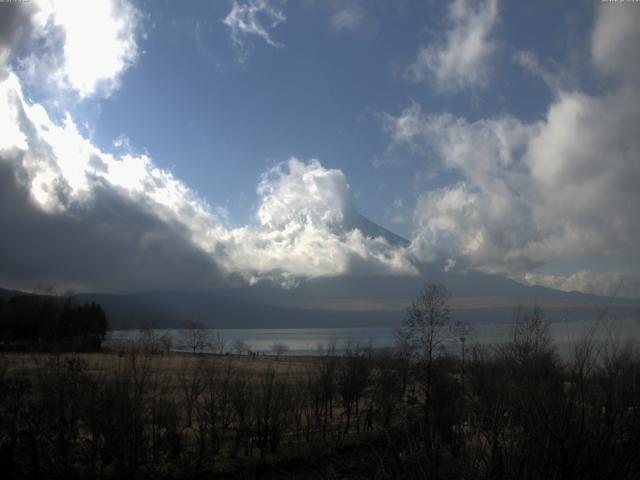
left=3, top=216, right=638, bottom=329
left=346, top=213, right=410, bottom=247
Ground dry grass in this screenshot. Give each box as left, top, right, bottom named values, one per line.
left=1, top=350, right=321, bottom=383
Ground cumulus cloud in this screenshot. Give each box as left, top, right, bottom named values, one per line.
left=223, top=0, right=286, bottom=59
left=0, top=160, right=224, bottom=293
left=221, top=159, right=416, bottom=285
left=2, top=0, right=634, bottom=301
left=0, top=69, right=413, bottom=291
left=405, top=0, right=499, bottom=92
left=384, top=4, right=640, bottom=295
left=384, top=104, right=536, bottom=272
left=0, top=72, right=227, bottom=291
left=0, top=0, right=412, bottom=290
left=592, top=5, right=640, bottom=81
left=0, top=2, right=37, bottom=76
left=1, top=0, right=140, bottom=98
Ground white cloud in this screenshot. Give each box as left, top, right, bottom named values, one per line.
left=221, top=158, right=417, bottom=283
left=0, top=72, right=224, bottom=227
left=521, top=271, right=640, bottom=300
left=592, top=5, right=640, bottom=81
left=1, top=0, right=410, bottom=288
left=0, top=71, right=414, bottom=290
left=223, top=0, right=286, bottom=59
left=386, top=4, right=640, bottom=281
left=405, top=0, right=499, bottom=92
left=13, top=0, right=140, bottom=98
left=330, top=4, right=365, bottom=32
left=382, top=103, right=424, bottom=148
left=112, top=133, right=132, bottom=151
left=385, top=105, right=535, bottom=272
left=256, top=159, right=352, bottom=229
left=1, top=0, right=635, bottom=301
left=513, top=50, right=564, bottom=92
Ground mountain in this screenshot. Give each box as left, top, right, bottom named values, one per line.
left=0, top=288, right=26, bottom=301
left=71, top=290, right=400, bottom=330
left=72, top=277, right=640, bottom=329
left=3, top=276, right=639, bottom=331
left=345, top=213, right=410, bottom=247
left=2, top=216, right=638, bottom=330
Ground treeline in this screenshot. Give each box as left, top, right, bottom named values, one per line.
left=0, top=294, right=108, bottom=351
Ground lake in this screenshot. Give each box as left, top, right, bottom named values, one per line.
left=107, top=317, right=640, bottom=358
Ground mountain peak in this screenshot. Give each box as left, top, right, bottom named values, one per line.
left=346, top=213, right=410, bottom=248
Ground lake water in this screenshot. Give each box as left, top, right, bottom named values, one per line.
left=107, top=317, right=640, bottom=359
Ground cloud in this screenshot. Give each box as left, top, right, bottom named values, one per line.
left=384, top=105, right=535, bottom=273
left=2, top=0, right=633, bottom=301
left=513, top=50, right=564, bottom=92
left=521, top=271, right=640, bottom=300
left=405, top=0, right=499, bottom=92
left=385, top=4, right=640, bottom=284
left=223, top=0, right=286, bottom=60
left=0, top=160, right=224, bottom=293
left=592, top=5, right=640, bottom=81
left=0, top=68, right=414, bottom=291
left=330, top=4, right=365, bottom=32
left=257, top=159, right=354, bottom=229
left=0, top=72, right=227, bottom=291
left=222, top=159, right=417, bottom=284
left=0, top=1, right=37, bottom=76
left=2, top=0, right=140, bottom=98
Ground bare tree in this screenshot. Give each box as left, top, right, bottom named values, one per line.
left=136, top=324, right=172, bottom=355
left=177, top=357, right=205, bottom=428
left=180, top=318, right=210, bottom=353
left=398, top=283, right=454, bottom=362
left=397, top=282, right=460, bottom=471
left=196, top=357, right=236, bottom=459
left=337, top=339, right=371, bottom=435
left=232, top=338, right=248, bottom=356
left=271, top=342, right=289, bottom=359
left=210, top=330, right=226, bottom=355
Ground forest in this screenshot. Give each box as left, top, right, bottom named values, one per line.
left=0, top=294, right=108, bottom=351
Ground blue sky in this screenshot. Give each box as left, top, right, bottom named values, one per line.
left=1, top=0, right=639, bottom=298
left=22, top=0, right=574, bottom=230
left=83, top=0, right=582, bottom=233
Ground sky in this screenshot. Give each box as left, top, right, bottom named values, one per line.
left=0, top=0, right=639, bottom=299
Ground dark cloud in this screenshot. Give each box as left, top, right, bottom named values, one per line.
left=0, top=158, right=224, bottom=293
left=0, top=2, right=37, bottom=77
left=0, top=2, right=35, bottom=50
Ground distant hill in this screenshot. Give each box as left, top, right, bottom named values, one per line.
left=75, top=273, right=639, bottom=330
left=0, top=288, right=29, bottom=301
left=72, top=290, right=401, bottom=330
left=2, top=280, right=639, bottom=330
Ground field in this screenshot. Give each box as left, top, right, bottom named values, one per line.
left=3, top=351, right=317, bottom=380
left=2, top=311, right=640, bottom=479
